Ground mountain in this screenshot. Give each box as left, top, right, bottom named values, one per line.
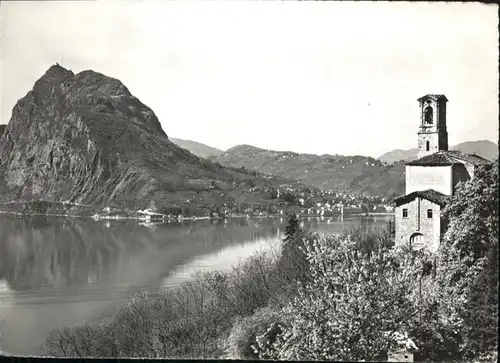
left=216, top=145, right=405, bottom=198
left=451, top=140, right=498, bottom=161
left=170, top=138, right=223, bottom=159
left=378, top=140, right=498, bottom=163
left=0, top=125, right=6, bottom=137
left=377, top=149, right=419, bottom=164
left=0, top=65, right=286, bottom=216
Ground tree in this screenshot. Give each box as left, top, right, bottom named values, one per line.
left=436, top=161, right=499, bottom=360
left=226, top=307, right=282, bottom=359
left=278, top=213, right=312, bottom=287
left=441, top=162, right=498, bottom=265
left=283, top=213, right=300, bottom=244
left=459, top=247, right=498, bottom=359
left=281, top=192, right=297, bottom=205
left=341, top=224, right=394, bottom=256
left=259, top=235, right=424, bottom=361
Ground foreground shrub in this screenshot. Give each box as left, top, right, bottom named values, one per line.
left=44, top=291, right=160, bottom=358
left=43, top=248, right=285, bottom=359
left=225, top=306, right=282, bottom=359
left=257, top=234, right=425, bottom=361
left=44, top=319, right=119, bottom=357
left=435, top=162, right=499, bottom=360
left=153, top=275, right=230, bottom=358
left=341, top=222, right=395, bottom=255
left=210, top=252, right=278, bottom=316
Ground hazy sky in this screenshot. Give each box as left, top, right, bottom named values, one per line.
left=1, top=1, right=498, bottom=157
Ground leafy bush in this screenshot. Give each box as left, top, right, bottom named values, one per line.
left=44, top=319, right=119, bottom=357
left=225, top=306, right=282, bottom=359
left=435, top=162, right=499, bottom=360
left=44, top=291, right=160, bottom=358
left=205, top=254, right=275, bottom=318
left=257, top=234, right=426, bottom=361
left=43, top=248, right=285, bottom=359
left=341, top=222, right=395, bottom=255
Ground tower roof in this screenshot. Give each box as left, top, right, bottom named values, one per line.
left=417, top=94, right=448, bottom=103
left=406, top=150, right=491, bottom=166
left=393, top=189, right=449, bottom=207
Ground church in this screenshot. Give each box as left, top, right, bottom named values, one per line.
left=393, top=94, right=490, bottom=252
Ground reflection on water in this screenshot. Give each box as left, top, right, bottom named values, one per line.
left=0, top=214, right=391, bottom=356
left=163, top=237, right=281, bottom=288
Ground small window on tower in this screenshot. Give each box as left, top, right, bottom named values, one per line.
left=426, top=141, right=430, bottom=151
left=427, top=209, right=433, bottom=218
left=402, top=208, right=408, bottom=218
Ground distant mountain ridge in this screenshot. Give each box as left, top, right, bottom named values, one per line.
left=155, top=137, right=496, bottom=198
left=215, top=144, right=406, bottom=198
left=378, top=140, right=498, bottom=163
left=170, top=138, right=223, bottom=159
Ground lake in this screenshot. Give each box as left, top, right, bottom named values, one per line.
left=0, top=214, right=392, bottom=356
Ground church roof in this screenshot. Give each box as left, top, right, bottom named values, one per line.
left=406, top=150, right=491, bottom=167
left=445, top=150, right=491, bottom=165
left=417, top=94, right=448, bottom=102
left=393, top=189, right=449, bottom=207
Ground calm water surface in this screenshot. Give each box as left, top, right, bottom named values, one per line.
left=0, top=214, right=391, bottom=356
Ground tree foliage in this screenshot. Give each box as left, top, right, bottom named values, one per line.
left=341, top=222, right=395, bottom=256
left=280, top=192, right=297, bottom=205
left=279, top=213, right=315, bottom=287
left=257, top=235, right=426, bottom=361
left=225, top=306, right=282, bottom=359
left=441, top=162, right=498, bottom=265
left=283, top=213, right=300, bottom=244
left=435, top=161, right=499, bottom=360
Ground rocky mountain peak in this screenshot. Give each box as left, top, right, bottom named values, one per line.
left=32, top=64, right=75, bottom=96
left=0, top=65, right=279, bottom=215
left=0, top=65, right=174, bottom=207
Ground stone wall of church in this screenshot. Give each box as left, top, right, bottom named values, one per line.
left=417, top=133, right=440, bottom=158
left=395, top=197, right=442, bottom=252
left=405, top=165, right=453, bottom=195
left=417, top=131, right=448, bottom=158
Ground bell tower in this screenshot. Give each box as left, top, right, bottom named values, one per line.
left=417, top=94, right=449, bottom=158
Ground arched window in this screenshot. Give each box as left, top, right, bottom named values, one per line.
left=424, top=106, right=433, bottom=124
left=426, top=141, right=430, bottom=151
left=410, top=233, right=425, bottom=250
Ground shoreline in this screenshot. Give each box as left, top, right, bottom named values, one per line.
left=0, top=209, right=394, bottom=222
left=0, top=200, right=394, bottom=222
left=350, top=212, right=395, bottom=216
